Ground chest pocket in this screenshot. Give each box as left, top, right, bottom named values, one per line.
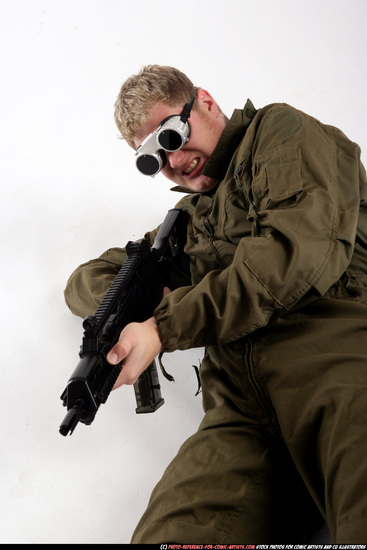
left=253, top=142, right=303, bottom=210
left=234, top=142, right=304, bottom=237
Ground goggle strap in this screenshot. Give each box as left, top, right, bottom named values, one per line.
left=180, top=95, right=195, bottom=123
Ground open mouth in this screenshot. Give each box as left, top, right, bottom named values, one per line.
left=183, top=158, right=199, bottom=176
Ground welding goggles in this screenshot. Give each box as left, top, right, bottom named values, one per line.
left=135, top=96, right=195, bottom=176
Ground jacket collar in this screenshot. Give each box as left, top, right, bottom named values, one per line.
left=170, top=99, right=256, bottom=194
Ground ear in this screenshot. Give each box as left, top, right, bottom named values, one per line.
left=196, top=89, right=220, bottom=117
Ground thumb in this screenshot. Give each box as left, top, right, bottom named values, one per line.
left=106, top=348, right=120, bottom=365
left=107, top=337, right=132, bottom=365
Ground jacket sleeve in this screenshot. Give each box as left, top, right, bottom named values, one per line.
left=63, top=216, right=192, bottom=318
left=64, top=247, right=129, bottom=318
left=154, top=106, right=364, bottom=351
left=64, top=222, right=164, bottom=318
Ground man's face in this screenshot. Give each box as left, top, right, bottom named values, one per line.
left=133, top=90, right=226, bottom=192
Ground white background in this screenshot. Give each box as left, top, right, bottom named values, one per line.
left=0, top=0, right=366, bottom=543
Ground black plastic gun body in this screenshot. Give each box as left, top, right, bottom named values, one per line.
left=60, top=208, right=187, bottom=436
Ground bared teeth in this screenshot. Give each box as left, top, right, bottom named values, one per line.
left=183, top=158, right=198, bottom=175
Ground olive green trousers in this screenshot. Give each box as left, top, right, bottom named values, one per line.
left=131, top=298, right=367, bottom=543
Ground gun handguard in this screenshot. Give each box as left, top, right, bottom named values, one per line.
left=59, top=208, right=186, bottom=436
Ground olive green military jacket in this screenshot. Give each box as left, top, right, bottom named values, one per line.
left=64, top=100, right=367, bottom=352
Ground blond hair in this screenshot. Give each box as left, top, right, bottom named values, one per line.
left=114, top=65, right=199, bottom=148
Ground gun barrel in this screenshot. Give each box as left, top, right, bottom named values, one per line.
left=59, top=399, right=85, bottom=436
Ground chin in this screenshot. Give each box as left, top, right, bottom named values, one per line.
left=190, top=176, right=218, bottom=192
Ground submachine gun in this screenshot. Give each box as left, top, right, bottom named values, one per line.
left=59, top=208, right=187, bottom=436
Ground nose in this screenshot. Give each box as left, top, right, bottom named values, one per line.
left=165, top=148, right=186, bottom=170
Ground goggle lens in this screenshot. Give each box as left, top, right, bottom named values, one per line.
left=136, top=153, right=165, bottom=176
left=158, top=129, right=183, bottom=151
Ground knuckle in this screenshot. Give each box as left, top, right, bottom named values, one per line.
left=122, top=368, right=139, bottom=386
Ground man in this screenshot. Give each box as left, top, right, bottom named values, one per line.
left=64, top=65, right=367, bottom=543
